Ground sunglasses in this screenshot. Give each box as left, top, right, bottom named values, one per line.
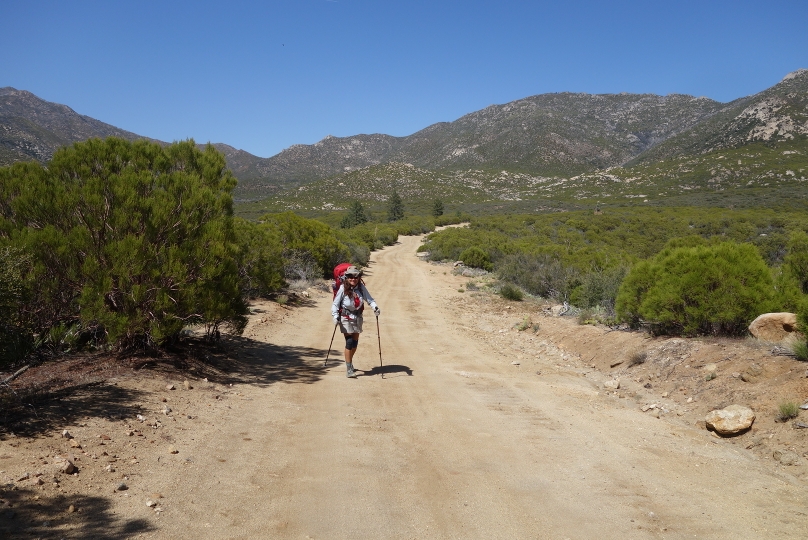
left=346, top=275, right=360, bottom=279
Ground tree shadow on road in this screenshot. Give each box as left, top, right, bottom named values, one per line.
left=1, top=381, right=150, bottom=439
left=211, top=335, right=332, bottom=388
left=0, top=485, right=154, bottom=539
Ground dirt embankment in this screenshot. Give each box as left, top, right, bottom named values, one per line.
left=1, top=233, right=808, bottom=539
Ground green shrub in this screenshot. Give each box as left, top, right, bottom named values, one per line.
left=778, top=401, right=800, bottom=422
left=515, top=316, right=531, bottom=331
left=234, top=218, right=284, bottom=297
left=262, top=212, right=350, bottom=277
left=616, top=242, right=776, bottom=336
left=499, top=283, right=524, bottom=301
left=497, top=253, right=576, bottom=299
left=790, top=340, right=808, bottom=362
left=571, top=266, right=628, bottom=312
left=459, top=247, right=493, bottom=271
left=577, top=308, right=596, bottom=325
left=0, top=138, right=248, bottom=348
left=785, top=230, right=808, bottom=294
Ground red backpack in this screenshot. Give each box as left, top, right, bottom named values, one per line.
left=332, top=263, right=368, bottom=298
left=332, top=263, right=353, bottom=299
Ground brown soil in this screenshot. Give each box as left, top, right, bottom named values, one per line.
left=2, top=234, right=808, bottom=539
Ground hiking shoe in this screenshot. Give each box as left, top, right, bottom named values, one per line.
left=346, top=364, right=357, bottom=378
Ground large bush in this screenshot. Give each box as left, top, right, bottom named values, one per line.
left=260, top=212, right=351, bottom=277
left=616, top=242, right=776, bottom=336
left=0, top=247, right=33, bottom=365
left=0, top=137, right=247, bottom=348
left=459, top=247, right=493, bottom=271
left=233, top=218, right=284, bottom=297
left=497, top=252, right=578, bottom=300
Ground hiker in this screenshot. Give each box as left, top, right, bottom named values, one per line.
left=331, top=265, right=380, bottom=378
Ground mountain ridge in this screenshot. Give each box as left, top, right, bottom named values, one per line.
left=2, top=70, right=807, bottom=209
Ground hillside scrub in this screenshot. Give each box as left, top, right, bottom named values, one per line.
left=420, top=208, right=808, bottom=321
left=0, top=137, right=247, bottom=351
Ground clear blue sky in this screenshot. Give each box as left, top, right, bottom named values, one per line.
left=2, top=0, right=806, bottom=158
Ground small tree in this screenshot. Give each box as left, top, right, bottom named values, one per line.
left=432, top=199, right=444, bottom=218
left=340, top=201, right=369, bottom=229
left=387, top=190, right=404, bottom=222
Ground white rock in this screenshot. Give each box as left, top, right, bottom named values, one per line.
left=146, top=500, right=157, bottom=507
left=53, top=457, right=76, bottom=475
left=61, top=430, right=72, bottom=439
left=705, top=405, right=755, bottom=436
left=603, top=379, right=620, bottom=390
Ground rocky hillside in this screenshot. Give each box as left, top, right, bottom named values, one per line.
left=0, top=87, right=148, bottom=164
left=3, top=70, right=806, bottom=209
left=254, top=93, right=723, bottom=189
left=627, top=69, right=808, bottom=166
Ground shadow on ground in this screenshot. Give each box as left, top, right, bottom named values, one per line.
left=1, top=381, right=150, bottom=439
left=0, top=485, right=154, bottom=539
left=359, top=364, right=413, bottom=378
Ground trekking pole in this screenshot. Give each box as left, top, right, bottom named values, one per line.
left=324, top=322, right=338, bottom=367
left=376, top=315, right=383, bottom=379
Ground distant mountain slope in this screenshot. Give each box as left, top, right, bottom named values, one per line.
left=231, top=134, right=406, bottom=199
left=4, top=71, right=806, bottom=212
left=391, top=92, right=723, bottom=173
left=627, top=69, right=808, bottom=166
left=255, top=93, right=723, bottom=192
left=0, top=87, right=148, bottom=163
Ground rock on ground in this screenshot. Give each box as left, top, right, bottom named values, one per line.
left=748, top=312, right=798, bottom=342
left=705, top=405, right=755, bottom=436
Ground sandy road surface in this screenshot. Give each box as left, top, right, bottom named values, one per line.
left=152, top=235, right=808, bottom=540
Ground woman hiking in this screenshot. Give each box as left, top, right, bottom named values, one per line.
left=331, top=265, right=380, bottom=378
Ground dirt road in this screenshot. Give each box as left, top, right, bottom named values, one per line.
left=5, top=234, right=808, bottom=539
left=145, top=234, right=806, bottom=539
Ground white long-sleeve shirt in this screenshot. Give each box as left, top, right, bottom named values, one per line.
left=332, top=283, right=377, bottom=322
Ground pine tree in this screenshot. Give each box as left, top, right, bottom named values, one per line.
left=340, top=201, right=369, bottom=229
left=432, top=199, right=444, bottom=217
left=387, top=190, right=404, bottom=222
